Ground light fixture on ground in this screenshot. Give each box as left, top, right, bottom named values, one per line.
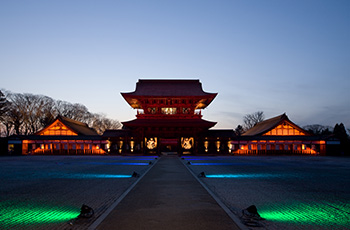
left=132, top=171, right=140, bottom=177
left=198, top=172, right=206, bottom=178
left=78, top=204, right=94, bottom=218
left=241, top=205, right=264, bottom=227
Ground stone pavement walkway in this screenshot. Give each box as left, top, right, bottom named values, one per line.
left=93, top=156, right=241, bottom=230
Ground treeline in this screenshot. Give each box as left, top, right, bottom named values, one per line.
left=0, top=90, right=121, bottom=136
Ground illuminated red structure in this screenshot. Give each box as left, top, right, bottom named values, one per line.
left=118, top=79, right=218, bottom=154
left=8, top=79, right=337, bottom=155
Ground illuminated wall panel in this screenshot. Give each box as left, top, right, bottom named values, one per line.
left=39, top=121, right=77, bottom=136
left=264, top=122, right=306, bottom=136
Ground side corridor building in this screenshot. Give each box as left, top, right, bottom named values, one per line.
left=8, top=79, right=338, bottom=155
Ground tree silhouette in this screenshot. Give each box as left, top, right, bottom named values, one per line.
left=243, top=111, right=264, bottom=130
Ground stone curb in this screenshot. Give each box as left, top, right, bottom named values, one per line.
left=181, top=158, right=249, bottom=230
left=87, top=158, right=159, bottom=230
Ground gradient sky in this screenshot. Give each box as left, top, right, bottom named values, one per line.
left=1, top=0, right=349, bottom=130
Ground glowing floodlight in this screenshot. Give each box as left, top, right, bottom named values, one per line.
left=205, top=173, right=279, bottom=178
left=0, top=202, right=80, bottom=228
left=259, top=201, right=350, bottom=227
left=189, top=162, right=239, bottom=166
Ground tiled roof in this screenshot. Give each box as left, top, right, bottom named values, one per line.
left=242, top=113, right=309, bottom=136
left=122, top=118, right=216, bottom=128
left=121, top=79, right=217, bottom=97
left=57, top=116, right=98, bottom=135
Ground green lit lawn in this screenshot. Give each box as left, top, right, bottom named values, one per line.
left=259, top=201, right=350, bottom=228
left=0, top=200, right=80, bottom=229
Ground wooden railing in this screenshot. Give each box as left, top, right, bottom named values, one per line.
left=31, top=149, right=106, bottom=155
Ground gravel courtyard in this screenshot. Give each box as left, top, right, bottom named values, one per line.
left=1, top=155, right=349, bottom=230
left=184, top=155, right=350, bottom=230
left=0, top=155, right=157, bottom=230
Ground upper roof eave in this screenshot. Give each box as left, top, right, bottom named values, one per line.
left=121, top=79, right=217, bottom=97
left=35, top=116, right=98, bottom=136
left=122, top=118, right=217, bottom=128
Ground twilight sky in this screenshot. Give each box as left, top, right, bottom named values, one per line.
left=1, top=0, right=349, bottom=130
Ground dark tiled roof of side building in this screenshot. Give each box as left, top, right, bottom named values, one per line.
left=57, top=116, right=98, bottom=136
left=242, top=113, right=310, bottom=136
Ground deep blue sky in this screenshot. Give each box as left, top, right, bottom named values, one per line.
left=1, top=1, right=349, bottom=129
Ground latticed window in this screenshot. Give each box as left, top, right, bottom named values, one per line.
left=40, top=121, right=77, bottom=136
left=161, top=108, right=177, bottom=115
left=264, top=122, right=306, bottom=136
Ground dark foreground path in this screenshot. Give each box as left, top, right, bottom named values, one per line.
left=94, top=156, right=240, bottom=230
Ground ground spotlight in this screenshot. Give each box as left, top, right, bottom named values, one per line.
left=78, top=204, right=94, bottom=218
left=149, top=161, right=153, bottom=165
left=187, top=161, right=191, bottom=165
left=243, top=205, right=259, bottom=215
left=241, top=205, right=264, bottom=227
left=132, top=171, right=140, bottom=177
left=198, top=172, right=206, bottom=178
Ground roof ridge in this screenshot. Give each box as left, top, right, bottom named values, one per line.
left=259, top=113, right=285, bottom=124
left=243, top=113, right=288, bottom=136
left=58, top=115, right=89, bottom=127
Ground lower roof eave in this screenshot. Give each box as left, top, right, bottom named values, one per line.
left=236, top=135, right=324, bottom=141
left=17, top=135, right=103, bottom=140
left=122, top=119, right=216, bottom=129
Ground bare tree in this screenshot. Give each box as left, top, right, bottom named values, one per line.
left=6, top=93, right=28, bottom=135
left=1, top=89, right=122, bottom=136
left=0, top=90, right=7, bottom=118
left=0, top=90, right=12, bottom=136
left=22, top=93, right=56, bottom=134
left=303, top=124, right=332, bottom=135
left=54, top=100, right=93, bottom=124
left=90, top=113, right=122, bottom=135
left=243, top=111, right=265, bottom=130
left=234, top=125, right=244, bottom=136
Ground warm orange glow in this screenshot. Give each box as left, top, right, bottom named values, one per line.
left=119, top=141, right=123, bottom=154
left=182, top=137, right=194, bottom=149
left=29, top=140, right=106, bottom=155
left=233, top=140, right=319, bottom=155
left=130, top=140, right=134, bottom=152
left=161, top=107, right=177, bottom=115
left=39, top=120, right=78, bottom=136
left=264, top=122, right=306, bottom=136
left=216, top=141, right=220, bottom=152
left=228, top=142, right=233, bottom=153
left=204, top=141, right=209, bottom=152
left=146, top=138, right=157, bottom=150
